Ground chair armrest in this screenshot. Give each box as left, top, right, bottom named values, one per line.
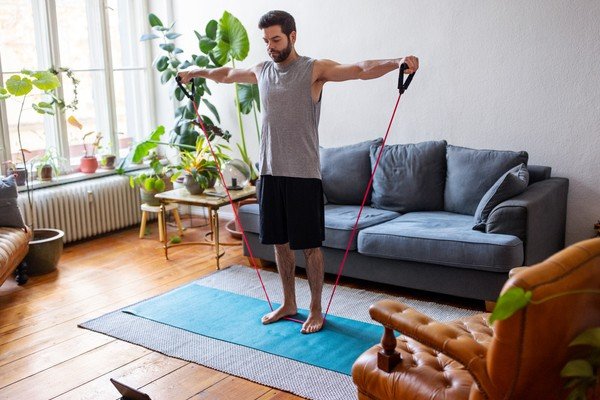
left=370, top=300, right=495, bottom=393
left=487, top=178, right=569, bottom=265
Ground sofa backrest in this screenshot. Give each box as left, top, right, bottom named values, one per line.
left=369, top=140, right=447, bottom=213
left=527, top=165, right=552, bottom=184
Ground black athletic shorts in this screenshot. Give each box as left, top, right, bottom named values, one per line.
left=258, top=175, right=325, bottom=250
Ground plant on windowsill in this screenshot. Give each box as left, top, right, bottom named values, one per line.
left=67, top=115, right=102, bottom=174
left=32, top=147, right=69, bottom=181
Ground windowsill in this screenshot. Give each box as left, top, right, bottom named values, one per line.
left=16, top=164, right=150, bottom=193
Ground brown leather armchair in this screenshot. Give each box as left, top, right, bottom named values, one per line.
left=352, top=238, right=600, bottom=400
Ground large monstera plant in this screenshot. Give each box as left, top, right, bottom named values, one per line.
left=142, top=11, right=260, bottom=181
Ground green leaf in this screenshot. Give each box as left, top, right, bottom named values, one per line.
left=159, top=43, right=175, bottom=52
left=206, top=19, right=218, bottom=40
left=194, top=55, right=210, bottom=67
left=202, top=98, right=220, bottom=123
left=569, top=327, right=600, bottom=349
left=149, top=125, right=165, bottom=141
left=173, top=48, right=183, bottom=55
left=32, top=71, right=61, bottom=91
left=140, top=33, right=159, bottom=41
left=160, top=69, right=174, bottom=84
left=194, top=30, right=203, bottom=42
left=165, top=32, right=181, bottom=40
left=236, top=83, right=260, bottom=114
left=561, top=360, right=594, bottom=378
left=148, top=13, right=163, bottom=28
left=155, top=56, right=169, bottom=71
left=6, top=75, right=33, bottom=96
left=214, top=11, right=249, bottom=64
left=174, top=87, right=184, bottom=101
left=488, top=287, right=532, bottom=324
left=199, top=37, right=217, bottom=54
left=170, top=59, right=181, bottom=68
left=0, top=87, right=9, bottom=100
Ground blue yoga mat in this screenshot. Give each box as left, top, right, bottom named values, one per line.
left=124, top=284, right=385, bottom=375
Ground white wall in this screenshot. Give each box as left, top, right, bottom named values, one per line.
left=154, top=0, right=600, bottom=244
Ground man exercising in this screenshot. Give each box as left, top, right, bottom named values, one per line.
left=178, top=10, right=419, bottom=334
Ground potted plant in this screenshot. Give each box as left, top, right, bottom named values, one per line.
left=0, top=67, right=78, bottom=276
left=129, top=150, right=172, bottom=206
left=33, top=147, right=68, bottom=181
left=66, top=115, right=102, bottom=173
left=170, top=148, right=219, bottom=195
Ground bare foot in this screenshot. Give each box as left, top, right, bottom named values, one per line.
left=301, top=311, right=324, bottom=334
left=261, top=304, right=297, bottom=325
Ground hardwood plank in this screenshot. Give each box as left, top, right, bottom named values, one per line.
left=0, top=331, right=114, bottom=388
left=189, top=376, right=271, bottom=399
left=139, top=363, right=227, bottom=400
left=257, top=389, right=304, bottom=399
left=52, top=352, right=188, bottom=400
left=0, top=340, right=151, bottom=400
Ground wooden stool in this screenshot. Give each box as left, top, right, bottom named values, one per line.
left=139, top=203, right=183, bottom=242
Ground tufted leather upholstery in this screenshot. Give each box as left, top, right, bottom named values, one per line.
left=353, top=238, right=600, bottom=400
left=0, top=226, right=31, bottom=286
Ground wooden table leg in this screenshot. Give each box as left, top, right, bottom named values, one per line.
left=213, top=209, right=220, bottom=270
left=161, top=203, right=169, bottom=260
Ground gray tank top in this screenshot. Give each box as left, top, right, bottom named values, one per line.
left=258, top=56, right=321, bottom=179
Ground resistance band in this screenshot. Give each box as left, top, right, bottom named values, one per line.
left=175, top=63, right=415, bottom=325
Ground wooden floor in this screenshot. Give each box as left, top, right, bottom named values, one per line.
left=0, top=215, right=483, bottom=400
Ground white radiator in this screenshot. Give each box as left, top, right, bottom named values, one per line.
left=18, top=175, right=144, bottom=243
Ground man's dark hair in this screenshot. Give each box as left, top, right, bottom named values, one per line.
left=258, top=10, right=296, bottom=36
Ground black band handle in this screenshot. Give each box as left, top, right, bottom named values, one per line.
left=398, top=62, right=416, bottom=94
left=175, top=75, right=195, bottom=101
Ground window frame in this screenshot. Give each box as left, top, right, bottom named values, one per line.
left=0, top=0, right=158, bottom=179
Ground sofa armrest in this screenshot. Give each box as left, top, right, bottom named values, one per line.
left=486, top=177, right=569, bottom=265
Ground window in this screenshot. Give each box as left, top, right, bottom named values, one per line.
left=0, top=0, right=154, bottom=177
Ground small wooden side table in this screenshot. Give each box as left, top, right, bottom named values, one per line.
left=155, top=185, right=256, bottom=269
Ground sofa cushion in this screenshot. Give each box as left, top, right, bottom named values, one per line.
left=238, top=203, right=399, bottom=251
left=370, top=140, right=447, bottom=213
left=0, top=175, right=26, bottom=229
left=320, top=138, right=382, bottom=205
left=473, top=163, right=529, bottom=231
left=444, top=145, right=528, bottom=215
left=357, top=211, right=524, bottom=272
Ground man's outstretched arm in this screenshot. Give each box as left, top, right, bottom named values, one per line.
left=177, top=64, right=263, bottom=84
left=315, top=56, right=418, bottom=83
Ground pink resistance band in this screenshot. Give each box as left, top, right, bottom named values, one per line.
left=176, top=64, right=415, bottom=325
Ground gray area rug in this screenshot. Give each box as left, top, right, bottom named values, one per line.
left=80, top=265, right=479, bottom=400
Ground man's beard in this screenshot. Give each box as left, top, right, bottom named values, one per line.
left=269, top=40, right=293, bottom=63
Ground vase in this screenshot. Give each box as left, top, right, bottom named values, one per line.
left=183, top=175, right=205, bottom=195
left=24, top=228, right=64, bottom=275
left=80, top=156, right=98, bottom=173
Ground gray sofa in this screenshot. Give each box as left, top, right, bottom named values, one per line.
left=238, top=140, right=569, bottom=301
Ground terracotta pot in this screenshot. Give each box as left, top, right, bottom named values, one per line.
left=80, top=156, right=98, bottom=173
